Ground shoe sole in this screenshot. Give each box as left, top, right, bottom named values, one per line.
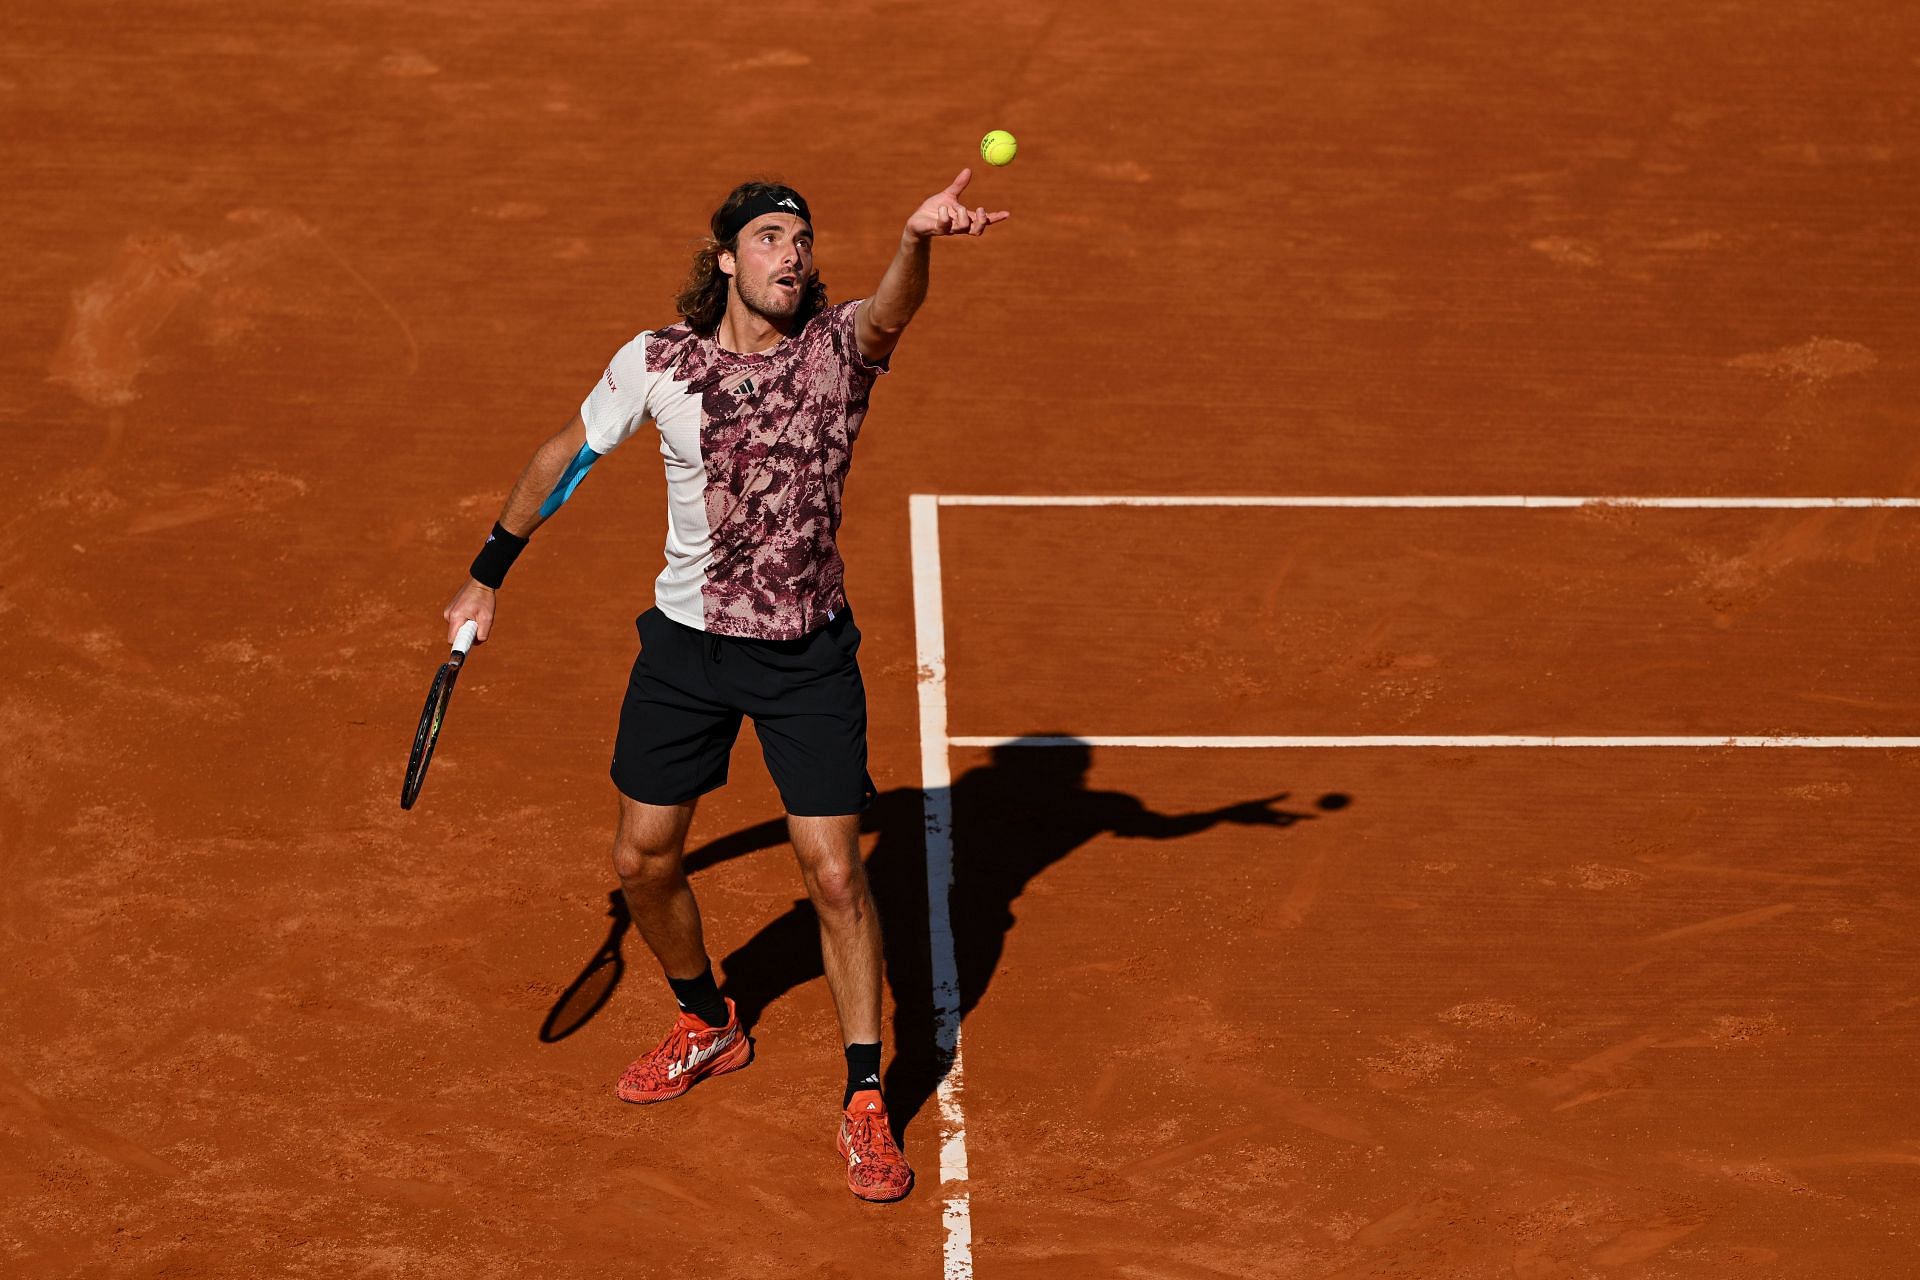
left=616, top=1036, right=754, bottom=1104
left=836, top=1131, right=915, bottom=1203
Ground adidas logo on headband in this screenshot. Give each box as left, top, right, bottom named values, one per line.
left=717, top=186, right=813, bottom=241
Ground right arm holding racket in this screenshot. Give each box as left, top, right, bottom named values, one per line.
left=407, top=412, right=603, bottom=809
left=442, top=412, right=600, bottom=643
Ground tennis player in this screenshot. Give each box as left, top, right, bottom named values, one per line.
left=442, top=172, right=1008, bottom=1203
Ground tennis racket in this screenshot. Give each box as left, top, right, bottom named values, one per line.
left=400, top=619, right=479, bottom=810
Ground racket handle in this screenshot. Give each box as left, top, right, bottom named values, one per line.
left=453, top=619, right=479, bottom=655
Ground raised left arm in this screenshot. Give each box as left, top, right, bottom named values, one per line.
left=855, top=168, right=1010, bottom=363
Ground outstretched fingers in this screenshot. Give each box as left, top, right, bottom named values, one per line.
left=910, top=173, right=1010, bottom=240
left=940, top=205, right=1011, bottom=236
left=967, top=207, right=1011, bottom=236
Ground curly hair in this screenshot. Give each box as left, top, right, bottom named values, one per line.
left=674, top=181, right=829, bottom=335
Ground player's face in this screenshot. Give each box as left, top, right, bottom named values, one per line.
left=724, top=214, right=815, bottom=322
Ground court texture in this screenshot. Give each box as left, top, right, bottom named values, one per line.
left=4, top=1, right=1918, bottom=1276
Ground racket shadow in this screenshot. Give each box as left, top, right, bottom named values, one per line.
left=536, top=831, right=786, bottom=1042
left=539, top=890, right=629, bottom=1043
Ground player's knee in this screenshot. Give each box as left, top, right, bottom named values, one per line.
left=805, top=855, right=868, bottom=918
left=611, top=830, right=684, bottom=885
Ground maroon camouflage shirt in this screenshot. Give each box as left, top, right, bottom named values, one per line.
left=580, top=300, right=887, bottom=640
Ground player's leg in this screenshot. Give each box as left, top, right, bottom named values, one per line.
left=611, top=793, right=753, bottom=1103
left=741, top=610, right=913, bottom=1201
left=610, top=606, right=741, bottom=990
left=610, top=795, right=706, bottom=980
left=788, top=812, right=883, bottom=1050
left=609, top=608, right=752, bottom=1103
left=742, top=615, right=883, bottom=1064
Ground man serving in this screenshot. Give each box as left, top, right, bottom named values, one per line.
left=442, top=171, right=1008, bottom=1203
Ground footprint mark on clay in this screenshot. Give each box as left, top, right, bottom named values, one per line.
left=1589, top=1216, right=1707, bottom=1267
left=50, top=235, right=205, bottom=406
left=127, top=470, right=311, bottom=534
left=50, top=209, right=417, bottom=408
left=1728, top=337, right=1876, bottom=387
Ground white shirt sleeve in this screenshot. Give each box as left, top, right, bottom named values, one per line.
left=579, top=332, right=653, bottom=454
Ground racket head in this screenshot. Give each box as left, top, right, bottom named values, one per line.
left=400, top=660, right=460, bottom=809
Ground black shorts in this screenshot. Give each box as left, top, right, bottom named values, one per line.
left=610, top=606, right=875, bottom=816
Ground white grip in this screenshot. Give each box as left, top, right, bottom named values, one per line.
left=453, top=619, right=479, bottom=655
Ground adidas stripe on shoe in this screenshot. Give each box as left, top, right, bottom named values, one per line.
left=617, top=997, right=752, bottom=1103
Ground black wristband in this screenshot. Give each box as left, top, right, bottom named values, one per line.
left=469, top=522, right=529, bottom=589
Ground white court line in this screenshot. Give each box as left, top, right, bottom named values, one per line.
left=910, top=495, right=971, bottom=1280
left=933, top=494, right=1920, bottom=508
left=952, top=735, right=1920, bottom=749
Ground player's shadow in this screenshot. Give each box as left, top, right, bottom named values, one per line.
left=539, top=740, right=1348, bottom=1135
left=537, top=738, right=1350, bottom=1138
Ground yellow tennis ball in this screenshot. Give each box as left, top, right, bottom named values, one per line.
left=980, top=130, right=1018, bottom=167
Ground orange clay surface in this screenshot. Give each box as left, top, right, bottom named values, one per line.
left=5, top=1, right=1920, bottom=1276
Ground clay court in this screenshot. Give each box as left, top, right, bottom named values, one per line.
left=6, top=1, right=1920, bottom=1275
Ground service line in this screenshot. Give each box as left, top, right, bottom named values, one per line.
left=950, top=735, right=1920, bottom=749
left=933, top=494, right=1920, bottom=509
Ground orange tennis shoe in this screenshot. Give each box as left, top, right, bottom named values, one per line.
left=837, top=1089, right=914, bottom=1202
left=616, top=998, right=752, bottom=1103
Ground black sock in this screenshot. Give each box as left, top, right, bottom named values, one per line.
left=844, top=1042, right=882, bottom=1108
left=666, top=964, right=729, bottom=1029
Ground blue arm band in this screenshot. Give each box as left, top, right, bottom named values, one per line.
left=538, top=442, right=603, bottom=519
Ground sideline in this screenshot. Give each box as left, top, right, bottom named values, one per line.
left=910, top=495, right=970, bottom=1280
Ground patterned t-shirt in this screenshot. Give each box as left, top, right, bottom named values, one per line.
left=579, top=299, right=886, bottom=640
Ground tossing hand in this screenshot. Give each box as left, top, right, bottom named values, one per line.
left=904, top=169, right=1011, bottom=241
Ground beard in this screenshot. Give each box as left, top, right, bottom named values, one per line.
left=736, top=272, right=805, bottom=323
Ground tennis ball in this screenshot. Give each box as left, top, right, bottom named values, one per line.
left=980, top=129, right=1018, bottom=167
